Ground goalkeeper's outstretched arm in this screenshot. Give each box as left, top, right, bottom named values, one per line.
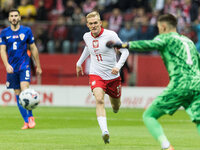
left=106, top=41, right=129, bottom=49
left=106, top=38, right=164, bottom=52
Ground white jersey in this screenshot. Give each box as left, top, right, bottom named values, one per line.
left=76, top=28, right=129, bottom=80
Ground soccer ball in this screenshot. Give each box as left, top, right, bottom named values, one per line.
left=19, top=88, right=40, bottom=110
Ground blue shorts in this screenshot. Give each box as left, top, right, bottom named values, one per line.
left=6, top=68, right=31, bottom=89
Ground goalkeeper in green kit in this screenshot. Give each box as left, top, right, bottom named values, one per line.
left=106, top=13, right=200, bottom=150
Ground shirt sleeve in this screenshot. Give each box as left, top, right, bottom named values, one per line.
left=111, top=31, right=129, bottom=69
left=76, top=46, right=90, bottom=67
left=27, top=28, right=35, bottom=44
left=116, top=48, right=129, bottom=69
left=128, top=35, right=166, bottom=51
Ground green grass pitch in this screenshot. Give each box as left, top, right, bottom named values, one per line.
left=0, top=106, right=199, bottom=150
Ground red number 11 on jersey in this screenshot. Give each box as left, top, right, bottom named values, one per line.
left=96, top=54, right=103, bottom=61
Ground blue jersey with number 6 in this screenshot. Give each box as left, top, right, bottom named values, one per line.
left=0, top=25, right=34, bottom=72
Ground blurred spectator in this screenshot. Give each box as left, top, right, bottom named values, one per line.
left=0, top=0, right=15, bottom=20
left=134, top=7, right=148, bottom=26
left=164, top=0, right=180, bottom=16
left=181, top=0, right=192, bottom=23
left=70, top=16, right=88, bottom=53
left=132, top=7, right=156, bottom=50
left=98, top=0, right=118, bottom=12
left=34, top=25, right=48, bottom=53
left=18, top=0, right=37, bottom=23
left=190, top=0, right=200, bottom=22
left=149, top=10, right=160, bottom=26
left=193, top=19, right=200, bottom=52
left=34, top=0, right=54, bottom=11
left=102, top=20, right=109, bottom=28
left=47, top=15, right=70, bottom=53
left=72, top=7, right=84, bottom=25
left=56, top=0, right=65, bottom=14
left=118, top=21, right=137, bottom=42
left=118, top=0, right=151, bottom=12
left=48, top=0, right=65, bottom=20
left=154, top=0, right=165, bottom=11
left=134, top=7, right=155, bottom=40
left=82, top=0, right=97, bottom=14
left=95, top=0, right=106, bottom=15
left=176, top=0, right=194, bottom=34
left=62, top=0, right=78, bottom=25
left=63, top=0, right=76, bottom=18
left=181, top=23, right=196, bottom=42
left=149, top=10, right=159, bottom=37
left=36, top=0, right=47, bottom=20
left=108, top=8, right=123, bottom=33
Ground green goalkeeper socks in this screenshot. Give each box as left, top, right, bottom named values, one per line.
left=197, top=123, right=200, bottom=134
left=143, top=105, right=169, bottom=147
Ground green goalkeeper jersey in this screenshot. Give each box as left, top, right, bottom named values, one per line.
left=129, top=32, right=200, bottom=90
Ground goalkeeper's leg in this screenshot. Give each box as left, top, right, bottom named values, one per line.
left=143, top=105, right=172, bottom=149
left=197, top=124, right=200, bottom=134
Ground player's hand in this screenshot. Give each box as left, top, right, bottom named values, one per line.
left=106, top=41, right=121, bottom=48
left=6, top=64, right=14, bottom=73
left=36, top=67, right=42, bottom=75
left=111, top=67, right=120, bottom=75
left=106, top=41, right=129, bottom=49
left=76, top=66, right=84, bottom=77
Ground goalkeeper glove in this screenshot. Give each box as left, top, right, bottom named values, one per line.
left=106, top=41, right=129, bottom=49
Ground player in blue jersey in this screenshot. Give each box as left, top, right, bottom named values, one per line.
left=0, top=9, right=42, bottom=129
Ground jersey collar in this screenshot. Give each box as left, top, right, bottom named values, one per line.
left=91, top=27, right=104, bottom=38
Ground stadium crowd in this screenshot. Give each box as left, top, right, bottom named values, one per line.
left=0, top=0, right=200, bottom=54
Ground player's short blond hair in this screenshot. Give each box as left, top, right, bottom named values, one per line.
left=86, top=11, right=101, bottom=21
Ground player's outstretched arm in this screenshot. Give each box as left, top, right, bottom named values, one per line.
left=106, top=41, right=129, bottom=49
left=30, top=43, right=42, bottom=75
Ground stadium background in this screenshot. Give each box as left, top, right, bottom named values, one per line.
left=0, top=0, right=183, bottom=107
left=0, top=0, right=200, bottom=106
left=0, top=1, right=200, bottom=150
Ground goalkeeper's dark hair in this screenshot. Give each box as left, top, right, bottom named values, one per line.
left=158, top=13, right=177, bottom=27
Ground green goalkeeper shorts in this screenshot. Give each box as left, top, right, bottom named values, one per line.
left=151, top=87, right=200, bottom=123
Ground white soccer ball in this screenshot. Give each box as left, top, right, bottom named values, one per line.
left=19, top=88, right=40, bottom=110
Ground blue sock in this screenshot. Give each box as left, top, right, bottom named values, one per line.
left=16, top=95, right=29, bottom=123
left=28, top=110, right=33, bottom=117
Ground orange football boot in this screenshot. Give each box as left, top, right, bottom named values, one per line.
left=21, top=122, right=29, bottom=130
left=28, top=117, right=36, bottom=129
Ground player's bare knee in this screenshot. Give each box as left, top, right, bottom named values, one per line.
left=14, top=89, right=21, bottom=95
left=96, top=98, right=104, bottom=105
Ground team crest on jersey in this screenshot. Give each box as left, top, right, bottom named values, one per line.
left=93, top=40, right=99, bottom=48
left=19, top=33, right=25, bottom=41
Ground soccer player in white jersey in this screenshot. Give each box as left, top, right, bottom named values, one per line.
left=76, top=11, right=129, bottom=144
